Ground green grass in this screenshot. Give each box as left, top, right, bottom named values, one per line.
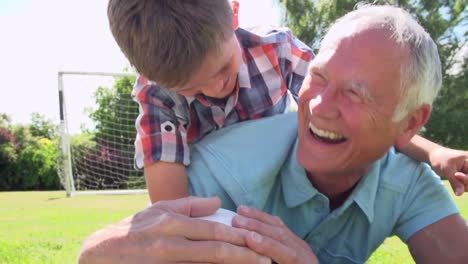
left=0, top=191, right=149, bottom=264
left=0, top=182, right=466, bottom=263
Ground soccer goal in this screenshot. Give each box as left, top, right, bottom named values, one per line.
left=57, top=71, right=147, bottom=197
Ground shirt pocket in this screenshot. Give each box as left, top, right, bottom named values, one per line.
left=316, top=248, right=366, bottom=264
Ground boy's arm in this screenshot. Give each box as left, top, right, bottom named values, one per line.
left=144, top=161, right=189, bottom=203
left=133, top=77, right=192, bottom=203
left=400, top=134, right=468, bottom=195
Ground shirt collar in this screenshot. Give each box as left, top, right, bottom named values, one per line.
left=281, top=140, right=382, bottom=223
left=281, top=140, right=319, bottom=207
left=345, top=161, right=380, bottom=223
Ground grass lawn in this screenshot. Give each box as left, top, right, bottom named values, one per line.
left=0, top=182, right=467, bottom=264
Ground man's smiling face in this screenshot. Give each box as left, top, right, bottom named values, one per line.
left=297, top=24, right=410, bottom=177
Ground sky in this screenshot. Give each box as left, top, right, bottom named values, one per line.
left=0, top=0, right=282, bottom=132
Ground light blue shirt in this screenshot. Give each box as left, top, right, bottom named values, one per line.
left=188, top=113, right=459, bottom=264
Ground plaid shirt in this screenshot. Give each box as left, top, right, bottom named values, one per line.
left=133, top=27, right=313, bottom=168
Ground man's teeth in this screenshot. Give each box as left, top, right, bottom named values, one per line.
left=308, top=123, right=345, bottom=141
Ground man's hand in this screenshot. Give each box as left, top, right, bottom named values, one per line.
left=429, top=147, right=468, bottom=196
left=233, top=205, right=319, bottom=264
left=79, top=197, right=269, bottom=264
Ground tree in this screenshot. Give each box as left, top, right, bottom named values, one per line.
left=29, top=112, right=58, bottom=139
left=0, top=113, right=11, bottom=128
left=0, top=113, right=61, bottom=191
left=0, top=127, right=18, bottom=190
left=88, top=75, right=137, bottom=150
left=279, top=0, right=468, bottom=149
left=16, top=138, right=60, bottom=190
left=424, top=56, right=468, bottom=149
left=71, top=75, right=142, bottom=190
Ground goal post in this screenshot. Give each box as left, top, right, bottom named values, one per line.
left=57, top=71, right=147, bottom=197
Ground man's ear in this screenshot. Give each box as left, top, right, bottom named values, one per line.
left=395, top=104, right=432, bottom=149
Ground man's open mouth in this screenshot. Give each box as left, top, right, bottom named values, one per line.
left=309, top=123, right=347, bottom=144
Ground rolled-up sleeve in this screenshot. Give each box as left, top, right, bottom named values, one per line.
left=133, top=77, right=190, bottom=168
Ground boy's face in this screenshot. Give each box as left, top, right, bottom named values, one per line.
left=174, top=34, right=242, bottom=98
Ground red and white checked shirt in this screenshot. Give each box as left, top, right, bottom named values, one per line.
left=132, top=27, right=313, bottom=168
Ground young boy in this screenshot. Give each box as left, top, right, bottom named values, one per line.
left=107, top=0, right=468, bottom=203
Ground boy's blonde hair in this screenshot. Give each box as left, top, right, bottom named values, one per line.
left=108, top=0, right=234, bottom=88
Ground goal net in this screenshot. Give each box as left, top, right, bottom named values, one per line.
left=57, top=71, right=146, bottom=196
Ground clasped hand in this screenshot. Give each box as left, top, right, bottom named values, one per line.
left=79, top=196, right=317, bottom=264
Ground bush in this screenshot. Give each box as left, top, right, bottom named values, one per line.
left=16, top=138, right=60, bottom=190
left=0, top=127, right=19, bottom=190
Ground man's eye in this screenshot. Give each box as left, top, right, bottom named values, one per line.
left=311, top=73, right=326, bottom=84
left=345, top=89, right=363, bottom=103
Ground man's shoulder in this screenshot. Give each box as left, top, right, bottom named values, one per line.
left=193, top=112, right=298, bottom=152
left=188, top=113, right=298, bottom=207
left=376, top=148, right=438, bottom=193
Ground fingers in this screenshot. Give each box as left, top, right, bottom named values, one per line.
left=133, top=196, right=221, bottom=225
left=233, top=206, right=318, bottom=263
left=237, top=205, right=285, bottom=227
left=233, top=214, right=287, bottom=243
left=462, top=157, right=468, bottom=173
left=151, top=212, right=250, bottom=247
left=246, top=232, right=317, bottom=264
left=234, top=206, right=310, bottom=252
left=153, top=196, right=221, bottom=217
left=454, top=172, right=468, bottom=196
left=150, top=236, right=268, bottom=264
left=447, top=175, right=464, bottom=196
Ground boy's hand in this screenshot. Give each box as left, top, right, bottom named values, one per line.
left=429, top=147, right=468, bottom=196
left=233, top=205, right=319, bottom=264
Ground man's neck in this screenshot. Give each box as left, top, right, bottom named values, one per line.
left=307, top=169, right=367, bottom=210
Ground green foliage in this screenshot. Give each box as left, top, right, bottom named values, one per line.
left=91, top=74, right=138, bottom=158
left=73, top=75, right=143, bottom=190
left=279, top=0, right=468, bottom=149
left=0, top=127, right=18, bottom=190
left=0, top=113, right=61, bottom=191
left=16, top=138, right=60, bottom=190
left=29, top=112, right=58, bottom=139
left=88, top=75, right=137, bottom=146
left=0, top=113, right=11, bottom=127
left=279, top=0, right=359, bottom=50
left=424, top=58, right=468, bottom=149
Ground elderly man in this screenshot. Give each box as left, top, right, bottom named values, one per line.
left=79, top=5, right=468, bottom=264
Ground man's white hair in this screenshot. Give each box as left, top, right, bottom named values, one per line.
left=329, top=4, right=442, bottom=122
